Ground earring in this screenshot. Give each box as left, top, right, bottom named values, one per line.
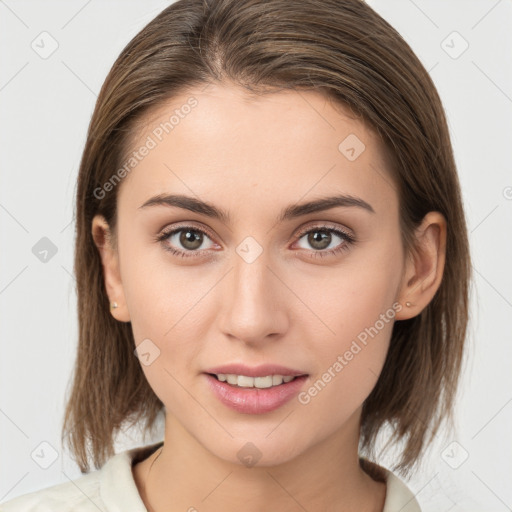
left=110, top=301, right=119, bottom=310
left=405, top=301, right=413, bottom=307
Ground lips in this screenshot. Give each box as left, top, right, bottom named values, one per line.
left=202, top=363, right=309, bottom=414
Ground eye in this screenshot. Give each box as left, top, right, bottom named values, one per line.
left=155, top=223, right=355, bottom=260
left=155, top=225, right=218, bottom=258
left=294, top=224, right=355, bottom=258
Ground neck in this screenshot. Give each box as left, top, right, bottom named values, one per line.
left=134, top=409, right=386, bottom=512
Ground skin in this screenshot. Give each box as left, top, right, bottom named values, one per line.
left=92, top=81, right=446, bottom=512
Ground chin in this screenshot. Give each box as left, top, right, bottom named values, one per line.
left=197, top=429, right=312, bottom=469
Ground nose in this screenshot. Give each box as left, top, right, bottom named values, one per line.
left=217, top=243, right=289, bottom=345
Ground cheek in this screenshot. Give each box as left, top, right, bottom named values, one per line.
left=296, top=242, right=401, bottom=351
left=130, top=308, right=202, bottom=421
left=294, top=244, right=402, bottom=417
left=296, top=304, right=394, bottom=433
left=120, top=252, right=213, bottom=411
left=305, top=295, right=395, bottom=395
left=121, top=239, right=208, bottom=341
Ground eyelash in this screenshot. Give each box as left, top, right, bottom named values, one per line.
left=154, top=223, right=356, bottom=260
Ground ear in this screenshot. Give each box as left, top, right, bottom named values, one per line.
left=395, top=211, right=447, bottom=320
left=91, top=214, right=131, bottom=323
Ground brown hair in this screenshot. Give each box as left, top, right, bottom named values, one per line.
left=62, top=0, right=471, bottom=476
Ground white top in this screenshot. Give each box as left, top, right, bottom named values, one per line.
left=0, top=442, right=421, bottom=511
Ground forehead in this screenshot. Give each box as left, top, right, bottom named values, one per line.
left=117, top=82, right=397, bottom=218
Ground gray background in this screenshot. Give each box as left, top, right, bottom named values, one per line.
left=1, top=1, right=511, bottom=510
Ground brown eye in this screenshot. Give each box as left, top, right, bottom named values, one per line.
left=306, top=230, right=333, bottom=250
left=294, top=225, right=355, bottom=259
left=156, top=225, right=217, bottom=258
left=178, top=229, right=204, bottom=250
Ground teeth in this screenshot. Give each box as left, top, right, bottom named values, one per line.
left=215, top=374, right=297, bottom=388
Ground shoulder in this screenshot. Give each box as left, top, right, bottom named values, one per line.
left=0, top=471, right=102, bottom=512
left=360, top=458, right=422, bottom=512
left=0, top=442, right=163, bottom=512
left=383, top=470, right=422, bottom=512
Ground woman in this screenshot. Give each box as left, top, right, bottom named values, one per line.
left=0, top=0, right=470, bottom=510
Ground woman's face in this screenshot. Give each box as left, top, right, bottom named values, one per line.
left=97, top=82, right=408, bottom=466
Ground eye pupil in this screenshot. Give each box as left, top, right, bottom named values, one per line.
left=180, top=229, right=203, bottom=250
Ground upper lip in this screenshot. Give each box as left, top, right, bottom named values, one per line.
left=204, top=364, right=308, bottom=378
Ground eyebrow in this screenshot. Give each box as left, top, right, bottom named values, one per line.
left=138, top=193, right=375, bottom=223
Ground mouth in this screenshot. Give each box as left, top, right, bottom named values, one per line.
left=203, top=370, right=309, bottom=414
left=206, top=372, right=304, bottom=389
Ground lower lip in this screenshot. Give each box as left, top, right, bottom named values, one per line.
left=204, top=374, right=308, bottom=414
